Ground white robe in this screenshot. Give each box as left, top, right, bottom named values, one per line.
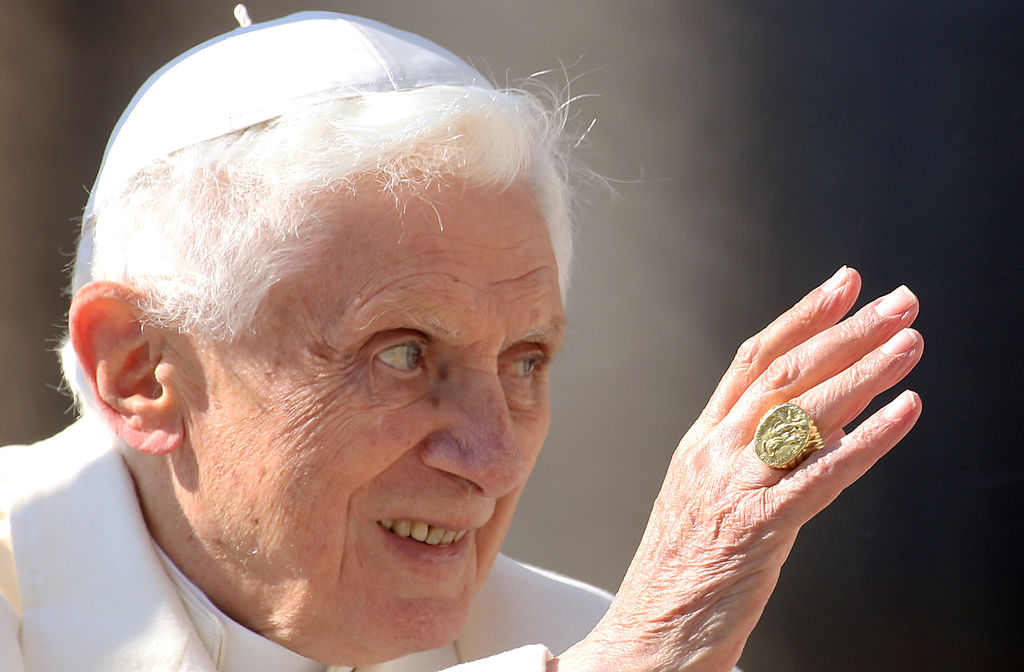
left=0, top=419, right=612, bottom=671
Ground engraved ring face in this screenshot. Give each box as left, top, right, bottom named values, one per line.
left=754, top=403, right=823, bottom=469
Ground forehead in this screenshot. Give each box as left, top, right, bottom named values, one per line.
left=283, top=181, right=565, bottom=344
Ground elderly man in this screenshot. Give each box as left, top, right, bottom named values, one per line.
left=0, top=9, right=923, bottom=672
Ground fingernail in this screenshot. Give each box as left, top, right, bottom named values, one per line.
left=881, top=328, right=917, bottom=355
left=876, top=285, right=916, bottom=317
left=883, top=389, right=918, bottom=421
left=821, top=265, right=849, bottom=293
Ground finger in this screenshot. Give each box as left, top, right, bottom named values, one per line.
left=700, top=266, right=861, bottom=425
left=793, top=327, right=923, bottom=438
left=771, top=389, right=922, bottom=520
left=729, top=284, right=919, bottom=431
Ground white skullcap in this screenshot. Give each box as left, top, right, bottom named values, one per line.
left=74, top=8, right=491, bottom=291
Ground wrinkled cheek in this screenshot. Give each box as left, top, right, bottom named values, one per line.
left=264, top=431, right=404, bottom=581
left=208, top=464, right=353, bottom=580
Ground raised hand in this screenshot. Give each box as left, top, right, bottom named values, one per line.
left=554, top=266, right=923, bottom=672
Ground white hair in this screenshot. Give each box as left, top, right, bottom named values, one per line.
left=61, top=84, right=580, bottom=413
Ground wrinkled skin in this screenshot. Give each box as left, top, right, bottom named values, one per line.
left=553, top=267, right=923, bottom=671
left=74, top=181, right=565, bottom=665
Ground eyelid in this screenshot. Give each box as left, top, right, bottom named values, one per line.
left=368, top=329, right=429, bottom=351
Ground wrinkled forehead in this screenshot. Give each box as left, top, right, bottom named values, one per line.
left=258, top=180, right=564, bottom=346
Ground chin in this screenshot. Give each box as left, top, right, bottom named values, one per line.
left=304, top=593, right=474, bottom=667
left=384, top=595, right=473, bottom=656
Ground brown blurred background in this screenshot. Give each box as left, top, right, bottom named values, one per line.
left=1, top=2, right=1021, bottom=670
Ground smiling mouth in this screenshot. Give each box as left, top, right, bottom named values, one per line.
left=379, top=519, right=468, bottom=546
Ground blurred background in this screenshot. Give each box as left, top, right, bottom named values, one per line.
left=1, top=1, right=1021, bottom=669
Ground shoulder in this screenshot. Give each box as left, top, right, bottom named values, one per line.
left=456, top=554, right=612, bottom=663
left=0, top=419, right=119, bottom=498
left=0, top=421, right=116, bottom=629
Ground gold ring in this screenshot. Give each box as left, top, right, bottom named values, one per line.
left=753, top=403, right=824, bottom=469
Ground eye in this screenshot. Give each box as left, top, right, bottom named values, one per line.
left=376, top=343, right=423, bottom=371
left=509, top=354, right=543, bottom=378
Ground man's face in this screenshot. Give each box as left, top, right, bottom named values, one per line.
left=162, top=181, right=565, bottom=664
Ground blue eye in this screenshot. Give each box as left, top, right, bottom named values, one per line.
left=377, top=343, right=423, bottom=371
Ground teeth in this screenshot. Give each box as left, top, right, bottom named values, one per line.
left=379, top=519, right=467, bottom=546
left=425, top=526, right=445, bottom=545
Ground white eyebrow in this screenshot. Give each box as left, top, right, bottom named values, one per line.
left=353, top=302, right=461, bottom=338
left=516, top=317, right=566, bottom=345
left=354, top=302, right=565, bottom=346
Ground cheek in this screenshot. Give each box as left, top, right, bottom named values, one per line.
left=189, top=394, right=399, bottom=551
left=512, top=402, right=552, bottom=466
left=266, top=398, right=436, bottom=543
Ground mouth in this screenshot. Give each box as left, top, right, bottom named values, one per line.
left=378, top=519, right=468, bottom=547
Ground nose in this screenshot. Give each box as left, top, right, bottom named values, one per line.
left=419, top=366, right=527, bottom=498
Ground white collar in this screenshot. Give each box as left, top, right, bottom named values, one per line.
left=154, top=544, right=326, bottom=672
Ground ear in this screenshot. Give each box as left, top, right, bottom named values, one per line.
left=69, top=281, right=184, bottom=455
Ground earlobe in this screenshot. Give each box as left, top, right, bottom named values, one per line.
left=70, top=281, right=184, bottom=455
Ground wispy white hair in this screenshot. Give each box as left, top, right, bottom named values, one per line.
left=61, top=84, right=579, bottom=413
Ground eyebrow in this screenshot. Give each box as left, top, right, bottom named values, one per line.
left=354, top=304, right=460, bottom=338
left=354, top=302, right=566, bottom=346
left=517, top=316, right=567, bottom=345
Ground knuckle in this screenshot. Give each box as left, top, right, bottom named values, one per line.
left=832, top=317, right=862, bottom=344
left=787, top=299, right=818, bottom=331
left=732, top=336, right=762, bottom=373
left=761, top=357, right=802, bottom=391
